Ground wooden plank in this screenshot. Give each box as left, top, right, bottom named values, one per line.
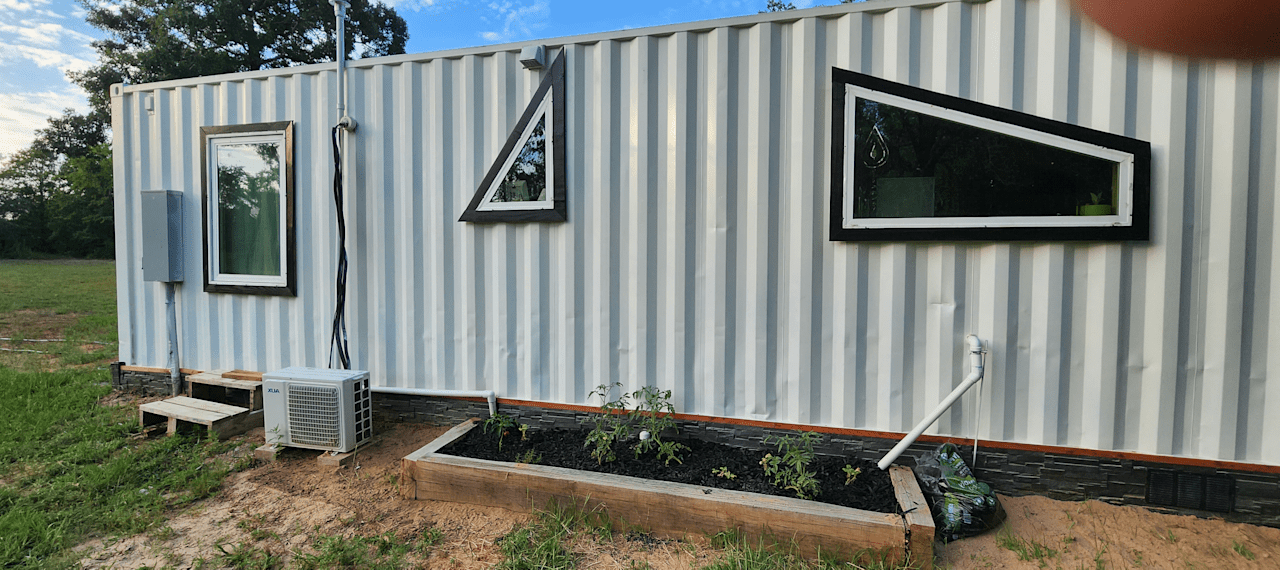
left=191, top=376, right=262, bottom=390
left=255, top=443, right=281, bottom=461
left=208, top=409, right=262, bottom=439
left=187, top=377, right=262, bottom=410
left=890, top=465, right=934, bottom=570
left=404, top=418, right=479, bottom=462
left=164, top=396, right=247, bottom=415
left=411, top=453, right=905, bottom=560
left=222, top=369, right=263, bottom=381
left=140, top=408, right=167, bottom=427
left=402, top=419, right=479, bottom=500
left=139, top=400, right=229, bottom=424
left=319, top=450, right=358, bottom=468
left=120, top=365, right=202, bottom=375
left=185, top=372, right=224, bottom=384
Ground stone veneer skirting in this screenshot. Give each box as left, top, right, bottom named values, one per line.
left=110, top=366, right=1279, bottom=529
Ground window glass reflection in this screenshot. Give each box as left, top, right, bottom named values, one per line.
left=853, top=98, right=1117, bottom=219
left=216, top=142, right=281, bottom=276
left=492, top=116, right=547, bottom=203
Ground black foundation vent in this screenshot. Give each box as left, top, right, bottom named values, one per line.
left=1146, top=469, right=1234, bottom=513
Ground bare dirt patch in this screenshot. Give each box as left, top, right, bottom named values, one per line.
left=73, top=418, right=1280, bottom=569
left=936, top=494, right=1280, bottom=569
left=0, top=309, right=81, bottom=340
left=76, top=423, right=711, bottom=569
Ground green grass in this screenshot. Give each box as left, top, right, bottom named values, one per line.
left=1232, top=540, right=1256, bottom=561
left=0, top=260, right=117, bottom=370
left=291, top=532, right=420, bottom=570
left=0, top=366, right=240, bottom=568
left=496, top=502, right=591, bottom=570
left=995, top=527, right=1058, bottom=567
left=699, top=528, right=918, bottom=570
left=212, top=542, right=282, bottom=570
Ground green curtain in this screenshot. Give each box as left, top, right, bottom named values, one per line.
left=216, top=142, right=281, bottom=276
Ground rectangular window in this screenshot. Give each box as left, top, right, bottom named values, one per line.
left=201, top=121, right=295, bottom=295
left=830, top=68, right=1150, bottom=241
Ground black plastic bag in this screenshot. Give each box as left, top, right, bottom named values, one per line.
left=914, top=443, right=1006, bottom=542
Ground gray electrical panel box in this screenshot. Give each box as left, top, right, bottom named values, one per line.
left=141, top=190, right=184, bottom=282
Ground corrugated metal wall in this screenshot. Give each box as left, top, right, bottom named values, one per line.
left=113, top=0, right=1280, bottom=465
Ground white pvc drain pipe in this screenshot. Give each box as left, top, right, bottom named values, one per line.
left=371, top=386, right=498, bottom=417
left=877, top=334, right=986, bottom=470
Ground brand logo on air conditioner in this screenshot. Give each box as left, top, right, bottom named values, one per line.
left=267, top=388, right=281, bottom=393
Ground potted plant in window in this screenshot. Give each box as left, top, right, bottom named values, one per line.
left=1078, top=192, right=1113, bottom=216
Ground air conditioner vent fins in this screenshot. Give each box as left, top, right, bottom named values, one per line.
left=263, top=367, right=372, bottom=453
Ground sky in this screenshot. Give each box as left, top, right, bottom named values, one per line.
left=0, top=0, right=834, bottom=160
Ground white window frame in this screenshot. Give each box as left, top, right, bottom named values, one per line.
left=205, top=129, right=289, bottom=289
left=476, top=94, right=555, bottom=212
left=842, top=84, right=1137, bottom=231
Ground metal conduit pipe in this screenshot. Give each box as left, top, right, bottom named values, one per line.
left=370, top=386, right=499, bottom=418
left=877, top=334, right=985, bottom=470
left=165, top=282, right=180, bottom=396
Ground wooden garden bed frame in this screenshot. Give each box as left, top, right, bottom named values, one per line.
left=401, top=419, right=935, bottom=568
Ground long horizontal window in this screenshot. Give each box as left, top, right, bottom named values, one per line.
left=830, top=68, right=1150, bottom=241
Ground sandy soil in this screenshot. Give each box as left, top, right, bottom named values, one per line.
left=74, top=422, right=1280, bottom=569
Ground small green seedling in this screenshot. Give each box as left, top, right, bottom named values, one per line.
left=842, top=464, right=862, bottom=485
left=760, top=431, right=822, bottom=500
left=483, top=413, right=519, bottom=451
left=585, top=383, right=633, bottom=464
left=1233, top=540, right=1255, bottom=560
left=712, top=466, right=736, bottom=480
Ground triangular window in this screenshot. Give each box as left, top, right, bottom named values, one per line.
left=460, top=51, right=566, bottom=223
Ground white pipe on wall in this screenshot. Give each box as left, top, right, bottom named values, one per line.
left=370, top=386, right=499, bottom=417
left=331, top=0, right=349, bottom=122
left=877, top=334, right=985, bottom=470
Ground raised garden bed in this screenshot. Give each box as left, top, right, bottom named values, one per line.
left=400, top=419, right=934, bottom=567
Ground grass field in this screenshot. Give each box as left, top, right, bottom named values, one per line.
left=0, top=260, right=242, bottom=569
left=0, top=260, right=118, bottom=371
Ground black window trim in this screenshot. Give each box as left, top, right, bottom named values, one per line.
left=830, top=67, right=1151, bottom=242
left=459, top=50, right=567, bottom=223
left=200, top=120, right=297, bottom=296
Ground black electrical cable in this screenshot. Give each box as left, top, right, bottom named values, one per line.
left=329, top=124, right=351, bottom=369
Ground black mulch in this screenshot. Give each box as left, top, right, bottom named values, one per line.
left=440, top=424, right=901, bottom=514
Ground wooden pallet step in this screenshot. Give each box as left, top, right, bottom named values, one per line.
left=187, top=372, right=263, bottom=411
left=139, top=396, right=261, bottom=438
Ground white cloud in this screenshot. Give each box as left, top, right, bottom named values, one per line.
left=379, top=0, right=446, bottom=11
left=479, top=0, right=549, bottom=43
left=0, top=21, right=95, bottom=48
left=0, top=42, right=94, bottom=73
left=0, top=89, right=86, bottom=158
left=0, top=0, right=47, bottom=12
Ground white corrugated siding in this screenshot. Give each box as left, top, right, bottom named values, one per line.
left=113, top=0, right=1280, bottom=465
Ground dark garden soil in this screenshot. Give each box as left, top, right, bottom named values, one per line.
left=441, top=425, right=901, bottom=514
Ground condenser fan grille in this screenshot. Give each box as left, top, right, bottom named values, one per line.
left=287, top=384, right=341, bottom=447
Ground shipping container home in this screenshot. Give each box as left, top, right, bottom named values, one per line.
left=112, top=0, right=1280, bottom=524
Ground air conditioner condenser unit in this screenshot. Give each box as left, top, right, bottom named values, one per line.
left=263, top=367, right=372, bottom=453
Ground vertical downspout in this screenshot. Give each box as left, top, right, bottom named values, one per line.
left=165, top=282, right=179, bottom=395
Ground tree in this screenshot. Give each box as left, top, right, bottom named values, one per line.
left=3, top=0, right=409, bottom=258
left=49, top=143, right=116, bottom=258
left=762, top=0, right=797, bottom=11
left=0, top=109, right=110, bottom=258
left=72, top=0, right=409, bottom=118
left=0, top=147, right=65, bottom=257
